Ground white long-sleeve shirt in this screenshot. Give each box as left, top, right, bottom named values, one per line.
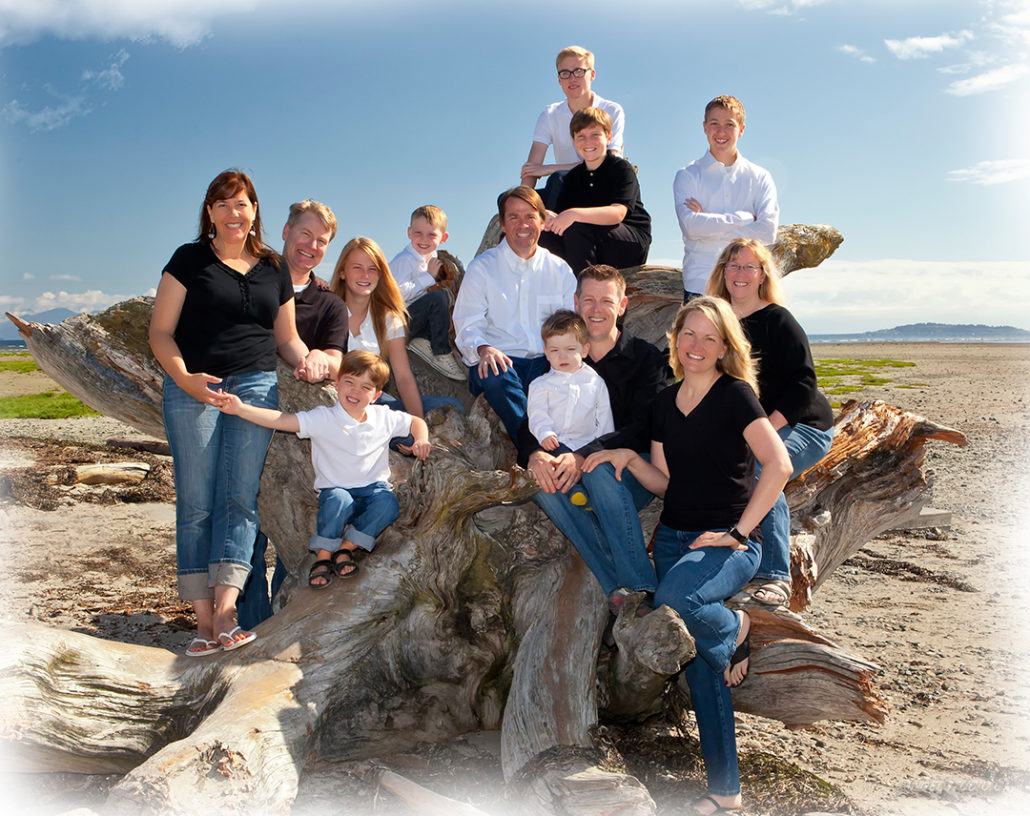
left=673, top=150, right=779, bottom=294
left=528, top=365, right=614, bottom=452
left=453, top=240, right=576, bottom=365
left=389, top=243, right=436, bottom=305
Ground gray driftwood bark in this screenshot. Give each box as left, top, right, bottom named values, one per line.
left=1, top=227, right=966, bottom=814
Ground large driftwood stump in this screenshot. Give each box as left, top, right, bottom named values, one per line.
left=2, top=232, right=967, bottom=813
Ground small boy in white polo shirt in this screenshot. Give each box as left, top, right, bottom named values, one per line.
left=521, top=45, right=625, bottom=209
left=388, top=205, right=467, bottom=381
left=215, top=350, right=430, bottom=589
left=528, top=310, right=614, bottom=503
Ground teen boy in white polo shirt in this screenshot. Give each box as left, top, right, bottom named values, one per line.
left=521, top=45, right=625, bottom=209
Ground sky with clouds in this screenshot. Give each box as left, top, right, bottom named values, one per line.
left=1, top=0, right=1027, bottom=333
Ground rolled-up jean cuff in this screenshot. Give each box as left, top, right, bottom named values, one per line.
left=209, top=561, right=251, bottom=591
left=343, top=525, right=376, bottom=552
left=308, top=534, right=344, bottom=553
left=177, top=572, right=213, bottom=601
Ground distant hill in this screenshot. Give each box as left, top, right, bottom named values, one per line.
left=0, top=308, right=77, bottom=342
left=811, top=322, right=1030, bottom=343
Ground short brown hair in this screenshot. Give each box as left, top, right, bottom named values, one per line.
left=497, top=185, right=546, bottom=222
left=339, top=350, right=390, bottom=390
left=541, top=309, right=589, bottom=346
left=410, top=204, right=447, bottom=231
left=569, top=106, right=612, bottom=139
left=576, top=264, right=626, bottom=298
left=287, top=200, right=338, bottom=241
left=556, top=45, right=594, bottom=70
left=705, top=95, right=746, bottom=126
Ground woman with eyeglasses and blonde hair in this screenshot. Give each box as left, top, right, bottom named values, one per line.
left=704, top=237, right=834, bottom=609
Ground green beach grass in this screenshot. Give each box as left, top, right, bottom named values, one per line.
left=815, top=357, right=917, bottom=405
left=0, top=391, right=99, bottom=419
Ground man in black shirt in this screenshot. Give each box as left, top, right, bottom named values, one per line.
left=523, top=264, right=666, bottom=603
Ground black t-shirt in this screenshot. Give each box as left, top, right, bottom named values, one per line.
left=162, top=242, right=293, bottom=378
left=556, top=152, right=652, bottom=241
left=740, top=303, right=834, bottom=431
left=294, top=274, right=349, bottom=354
left=652, top=375, right=765, bottom=531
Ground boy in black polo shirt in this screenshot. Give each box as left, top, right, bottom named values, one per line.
left=538, top=107, right=651, bottom=273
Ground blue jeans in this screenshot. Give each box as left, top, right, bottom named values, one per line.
left=309, top=482, right=399, bottom=553
left=375, top=392, right=464, bottom=449
left=653, top=526, right=759, bottom=798
left=754, top=423, right=835, bottom=581
left=468, top=355, right=549, bottom=442
left=407, top=289, right=452, bottom=355
left=534, top=461, right=656, bottom=596
left=236, top=532, right=288, bottom=630
left=162, top=371, right=277, bottom=600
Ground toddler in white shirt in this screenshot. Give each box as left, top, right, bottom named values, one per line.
left=528, top=310, right=614, bottom=505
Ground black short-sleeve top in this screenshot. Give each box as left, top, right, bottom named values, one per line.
left=652, top=374, right=766, bottom=531
left=556, top=152, right=652, bottom=241
left=162, top=242, right=293, bottom=378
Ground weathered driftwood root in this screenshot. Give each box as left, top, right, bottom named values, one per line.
left=785, top=399, right=968, bottom=610
left=2, top=278, right=964, bottom=814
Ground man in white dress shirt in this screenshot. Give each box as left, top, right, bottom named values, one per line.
left=673, top=95, right=779, bottom=300
left=452, top=186, right=576, bottom=441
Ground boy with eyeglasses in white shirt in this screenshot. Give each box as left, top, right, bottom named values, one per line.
left=521, top=45, right=625, bottom=209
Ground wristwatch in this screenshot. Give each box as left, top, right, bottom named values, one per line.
left=727, top=527, right=748, bottom=546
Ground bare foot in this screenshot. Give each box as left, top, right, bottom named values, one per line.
left=723, top=610, right=750, bottom=687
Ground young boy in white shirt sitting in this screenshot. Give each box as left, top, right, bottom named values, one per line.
left=388, top=205, right=466, bottom=381
left=673, top=95, right=779, bottom=301
left=528, top=310, right=614, bottom=505
left=215, top=351, right=431, bottom=589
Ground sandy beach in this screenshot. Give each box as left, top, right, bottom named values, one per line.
left=1, top=342, right=1029, bottom=815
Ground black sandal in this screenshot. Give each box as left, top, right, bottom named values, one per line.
left=688, top=793, right=740, bottom=814
left=308, top=559, right=333, bottom=589
left=331, top=548, right=360, bottom=578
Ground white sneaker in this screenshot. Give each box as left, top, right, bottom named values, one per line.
left=408, top=337, right=467, bottom=381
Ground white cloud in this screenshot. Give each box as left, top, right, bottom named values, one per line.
left=784, top=259, right=1030, bottom=334
left=82, top=49, right=129, bottom=91
left=22, top=273, right=34, bottom=281
left=839, top=44, right=876, bottom=64
left=884, top=31, right=973, bottom=60
left=29, top=289, right=145, bottom=314
left=0, top=0, right=266, bottom=49
left=737, top=0, right=825, bottom=12
left=947, top=158, right=1030, bottom=185
left=0, top=93, right=88, bottom=131
left=946, top=63, right=1030, bottom=95
left=49, top=274, right=83, bottom=282
left=3, top=49, right=133, bottom=131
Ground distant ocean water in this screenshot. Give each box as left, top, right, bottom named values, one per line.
left=811, top=335, right=1030, bottom=344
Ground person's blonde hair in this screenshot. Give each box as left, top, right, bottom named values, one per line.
left=704, top=238, right=785, bottom=306
left=286, top=199, right=338, bottom=241
left=410, top=204, right=448, bottom=231
left=330, top=237, right=409, bottom=357
left=667, top=296, right=758, bottom=395
left=556, top=45, right=594, bottom=70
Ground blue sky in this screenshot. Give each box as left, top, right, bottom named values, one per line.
left=1, top=0, right=1028, bottom=334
